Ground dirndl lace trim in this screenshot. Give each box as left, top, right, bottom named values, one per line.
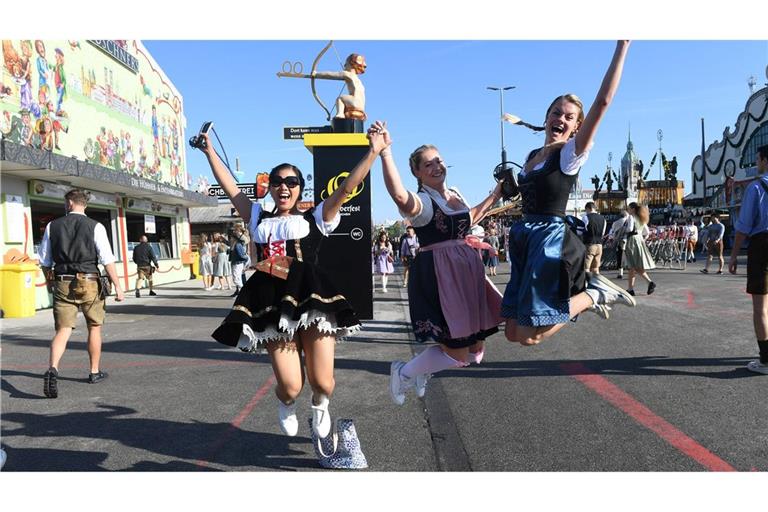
left=235, top=309, right=362, bottom=353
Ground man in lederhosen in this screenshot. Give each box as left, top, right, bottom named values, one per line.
left=38, top=189, right=124, bottom=398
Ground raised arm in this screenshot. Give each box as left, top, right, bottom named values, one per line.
left=198, top=132, right=253, bottom=222
left=574, top=40, right=630, bottom=156
left=372, top=121, right=420, bottom=218
left=321, top=124, right=386, bottom=222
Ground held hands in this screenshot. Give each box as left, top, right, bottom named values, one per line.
left=367, top=120, right=392, bottom=156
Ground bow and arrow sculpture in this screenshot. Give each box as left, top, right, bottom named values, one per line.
left=277, top=41, right=367, bottom=122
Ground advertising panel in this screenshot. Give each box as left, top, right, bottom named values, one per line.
left=313, top=145, right=373, bottom=319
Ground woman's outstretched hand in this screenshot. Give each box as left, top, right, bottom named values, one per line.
left=367, top=120, right=392, bottom=155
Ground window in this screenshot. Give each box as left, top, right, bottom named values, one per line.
left=125, top=212, right=175, bottom=259
left=31, top=200, right=117, bottom=258
left=741, top=121, right=768, bottom=168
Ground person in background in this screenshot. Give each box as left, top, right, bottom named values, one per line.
left=685, top=218, right=698, bottom=263
left=701, top=213, right=725, bottom=274
left=198, top=233, right=214, bottom=290
left=400, top=225, right=419, bottom=287
left=581, top=201, right=607, bottom=275
left=228, top=226, right=250, bottom=297
left=608, top=207, right=630, bottom=279
left=133, top=234, right=159, bottom=298
left=484, top=227, right=500, bottom=277
left=373, top=231, right=395, bottom=293
left=623, top=203, right=657, bottom=295
left=211, top=232, right=230, bottom=290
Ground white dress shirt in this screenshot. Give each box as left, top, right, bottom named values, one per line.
left=38, top=211, right=117, bottom=268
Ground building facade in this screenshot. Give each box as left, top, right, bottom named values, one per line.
left=1, top=39, right=215, bottom=311
left=690, top=79, right=768, bottom=201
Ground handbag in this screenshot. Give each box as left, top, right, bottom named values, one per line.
left=308, top=418, right=368, bottom=470
left=254, top=255, right=293, bottom=280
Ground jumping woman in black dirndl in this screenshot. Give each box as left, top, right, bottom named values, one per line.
left=195, top=129, right=387, bottom=438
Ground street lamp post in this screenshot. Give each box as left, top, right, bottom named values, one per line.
left=487, top=86, right=515, bottom=167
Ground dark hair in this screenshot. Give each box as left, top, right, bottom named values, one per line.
left=757, top=144, right=768, bottom=162
left=585, top=201, right=596, bottom=211
left=711, top=213, right=720, bottom=221
left=269, top=163, right=305, bottom=193
left=64, top=189, right=89, bottom=206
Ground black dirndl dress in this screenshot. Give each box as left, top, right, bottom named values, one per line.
left=212, top=202, right=361, bottom=352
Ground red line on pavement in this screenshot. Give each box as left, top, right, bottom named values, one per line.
left=195, top=375, right=276, bottom=469
left=560, top=362, right=736, bottom=472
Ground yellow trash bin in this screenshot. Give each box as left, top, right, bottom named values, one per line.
left=191, top=251, right=201, bottom=280
left=0, top=263, right=39, bottom=318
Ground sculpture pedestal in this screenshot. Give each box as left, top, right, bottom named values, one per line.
left=304, top=133, right=373, bottom=319
left=331, top=118, right=365, bottom=134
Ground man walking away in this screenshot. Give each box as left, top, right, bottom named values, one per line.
left=729, top=144, right=768, bottom=374
left=582, top=202, right=607, bottom=275
left=38, top=189, right=124, bottom=398
left=133, top=235, right=159, bottom=298
left=608, top=207, right=630, bottom=279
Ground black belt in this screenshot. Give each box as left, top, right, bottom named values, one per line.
left=55, top=274, right=100, bottom=281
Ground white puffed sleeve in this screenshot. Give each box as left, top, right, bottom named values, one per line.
left=313, top=201, right=341, bottom=236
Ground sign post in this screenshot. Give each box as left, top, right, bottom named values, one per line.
left=304, top=133, right=373, bottom=319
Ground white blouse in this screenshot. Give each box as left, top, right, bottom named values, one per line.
left=520, top=137, right=592, bottom=177
left=247, top=201, right=341, bottom=244
left=401, top=185, right=471, bottom=228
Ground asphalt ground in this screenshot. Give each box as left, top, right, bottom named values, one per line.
left=2, top=254, right=767, bottom=482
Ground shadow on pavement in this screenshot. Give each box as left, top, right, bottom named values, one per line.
left=437, top=356, right=758, bottom=380
left=1, top=446, right=109, bottom=471
left=1, top=404, right=317, bottom=471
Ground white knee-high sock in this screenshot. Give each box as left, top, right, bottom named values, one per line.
left=401, top=345, right=467, bottom=379
left=468, top=348, right=485, bottom=364
left=382, top=274, right=388, bottom=289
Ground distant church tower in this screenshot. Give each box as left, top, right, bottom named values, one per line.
left=621, top=126, right=640, bottom=199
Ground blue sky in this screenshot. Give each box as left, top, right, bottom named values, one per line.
left=143, top=39, right=768, bottom=223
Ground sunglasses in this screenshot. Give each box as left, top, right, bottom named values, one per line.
left=269, top=176, right=301, bottom=188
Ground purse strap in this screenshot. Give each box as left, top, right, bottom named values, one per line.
left=314, top=429, right=339, bottom=458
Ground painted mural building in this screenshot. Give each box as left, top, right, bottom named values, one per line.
left=1, top=39, right=215, bottom=313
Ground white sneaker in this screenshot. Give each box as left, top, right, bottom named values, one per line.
left=589, top=303, right=611, bottom=320
left=587, top=273, right=636, bottom=307
left=746, top=360, right=768, bottom=375
left=278, top=400, right=299, bottom=436
left=214, top=284, right=222, bottom=290
left=389, top=360, right=413, bottom=405
left=415, top=373, right=430, bottom=398
left=310, top=395, right=331, bottom=438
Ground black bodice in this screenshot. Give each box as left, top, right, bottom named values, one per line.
left=413, top=197, right=471, bottom=247
left=519, top=146, right=579, bottom=217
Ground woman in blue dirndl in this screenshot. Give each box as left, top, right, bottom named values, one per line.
left=503, top=40, right=636, bottom=347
